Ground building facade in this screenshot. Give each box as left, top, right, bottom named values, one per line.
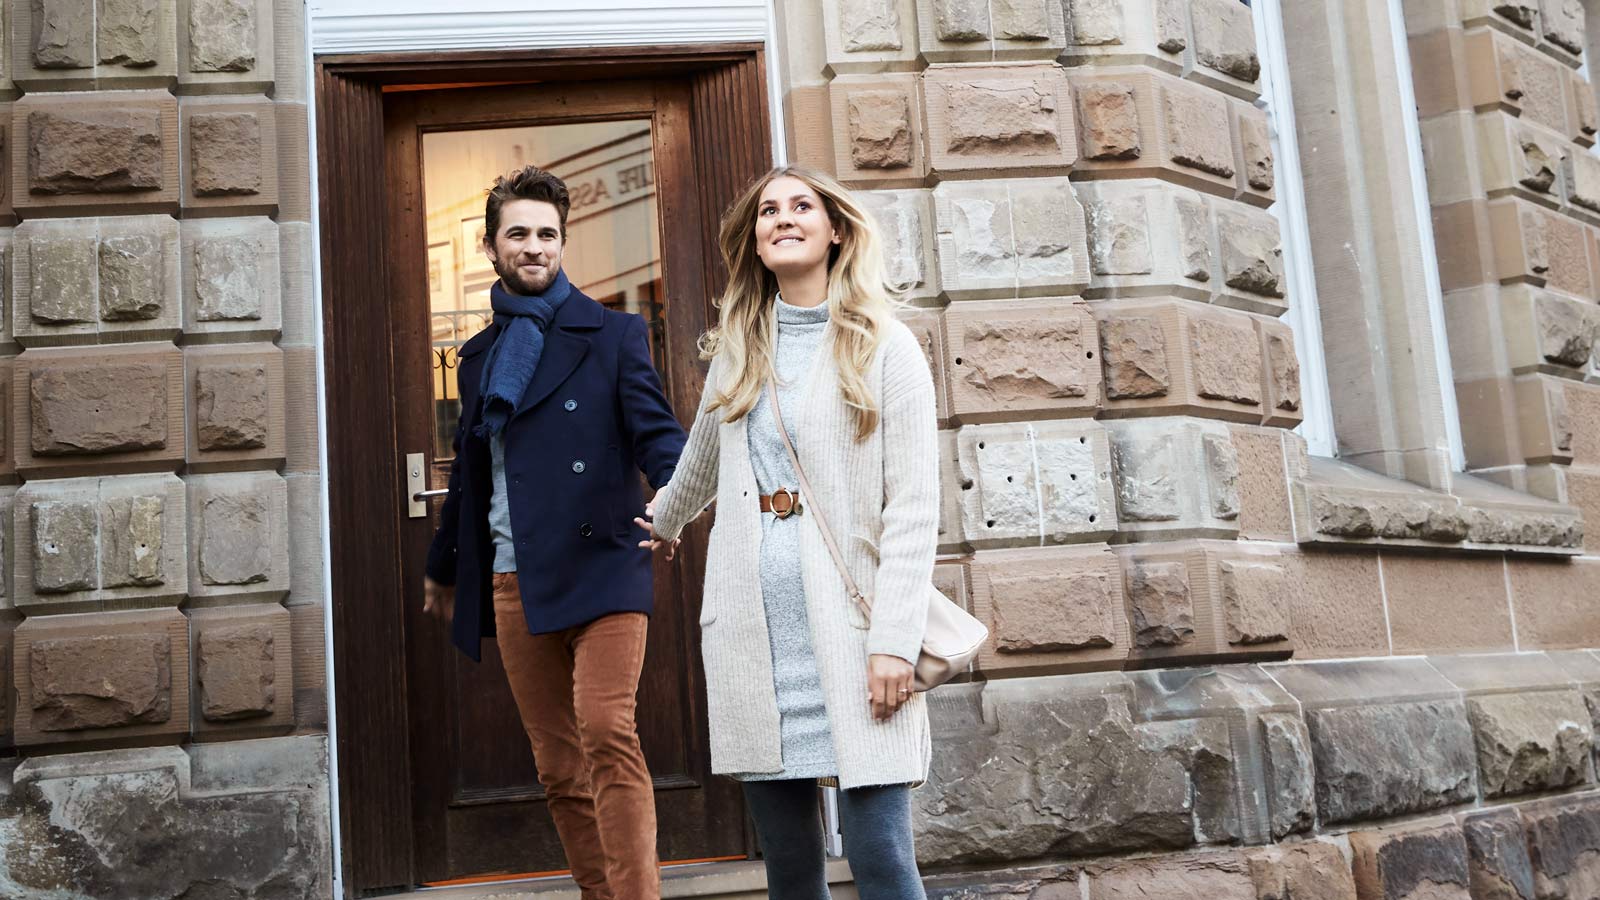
left=0, top=0, right=1594, bottom=897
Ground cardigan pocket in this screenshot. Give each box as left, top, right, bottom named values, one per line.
left=845, top=533, right=879, bottom=630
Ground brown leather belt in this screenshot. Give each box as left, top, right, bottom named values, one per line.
left=758, top=487, right=803, bottom=518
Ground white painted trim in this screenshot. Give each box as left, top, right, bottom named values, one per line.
left=765, top=0, right=788, bottom=166
left=309, top=1, right=770, bottom=54
left=1386, top=0, right=1467, bottom=471
left=1253, top=0, right=1337, bottom=457
left=302, top=0, right=346, bottom=893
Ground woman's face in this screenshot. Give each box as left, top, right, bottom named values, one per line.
left=753, top=176, right=840, bottom=279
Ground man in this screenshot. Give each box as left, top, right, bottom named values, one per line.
left=423, top=165, right=684, bottom=900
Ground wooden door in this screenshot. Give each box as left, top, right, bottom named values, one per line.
left=383, top=80, right=745, bottom=885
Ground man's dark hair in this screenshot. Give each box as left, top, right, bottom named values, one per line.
left=485, top=165, right=572, bottom=242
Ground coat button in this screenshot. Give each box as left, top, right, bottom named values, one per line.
left=572, top=460, right=586, bottom=473
left=579, top=523, right=593, bottom=537
left=563, top=399, right=578, bottom=412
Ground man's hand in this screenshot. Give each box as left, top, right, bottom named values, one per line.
left=867, top=653, right=916, bottom=722
left=423, top=576, right=455, bottom=622
left=633, top=501, right=681, bottom=561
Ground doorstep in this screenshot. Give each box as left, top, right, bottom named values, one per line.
left=410, top=859, right=858, bottom=899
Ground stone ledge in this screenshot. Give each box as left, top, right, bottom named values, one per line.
left=1290, top=456, right=1583, bottom=555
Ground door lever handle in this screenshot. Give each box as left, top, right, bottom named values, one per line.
left=406, top=452, right=444, bottom=519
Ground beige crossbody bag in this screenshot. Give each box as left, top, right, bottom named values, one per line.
left=765, top=378, right=987, bottom=691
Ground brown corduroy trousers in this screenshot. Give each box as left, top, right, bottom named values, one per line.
left=492, top=573, right=660, bottom=900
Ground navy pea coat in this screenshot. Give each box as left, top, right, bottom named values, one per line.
left=425, top=286, right=687, bottom=660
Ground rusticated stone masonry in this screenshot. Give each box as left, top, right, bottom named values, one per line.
left=0, top=0, right=326, bottom=894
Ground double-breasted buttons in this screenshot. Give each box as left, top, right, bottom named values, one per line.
left=563, top=399, right=578, bottom=412
left=579, top=523, right=594, bottom=538
left=572, top=460, right=586, bottom=474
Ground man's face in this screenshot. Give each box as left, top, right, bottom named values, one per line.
left=485, top=198, right=565, bottom=295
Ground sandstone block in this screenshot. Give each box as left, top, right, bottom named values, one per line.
left=1074, top=180, right=1228, bottom=303
left=1248, top=842, right=1356, bottom=900
left=1478, top=116, right=1563, bottom=199
left=1349, top=823, right=1472, bottom=900
left=1539, top=0, right=1584, bottom=56
left=98, top=232, right=164, bottom=322
left=198, top=622, right=275, bottom=720
left=14, top=609, right=189, bottom=744
left=1512, top=40, right=1570, bottom=136
left=974, top=547, right=1122, bottom=663
left=99, top=0, right=162, bottom=68
left=1214, top=203, right=1285, bottom=300
left=1563, top=149, right=1600, bottom=212
left=1513, top=374, right=1574, bottom=464
left=860, top=189, right=937, bottom=301
left=1568, top=69, right=1596, bottom=146
left=1099, top=314, right=1170, bottom=399
left=1519, top=796, right=1600, bottom=900
left=915, top=681, right=1197, bottom=865
left=1063, top=0, right=1188, bottom=69
left=1306, top=700, right=1477, bottom=824
left=195, top=364, right=268, bottom=450
left=1298, top=480, right=1470, bottom=544
left=934, top=178, right=1089, bottom=299
left=32, top=0, right=94, bottom=69
left=1124, top=560, right=1193, bottom=647
left=1258, top=712, right=1315, bottom=838
left=943, top=299, right=1100, bottom=423
left=1460, top=809, right=1537, bottom=900
left=1189, top=0, right=1260, bottom=87
left=1089, top=853, right=1253, bottom=899
left=31, top=631, right=172, bottom=730
left=1544, top=211, right=1594, bottom=299
left=99, top=494, right=164, bottom=588
left=1190, top=313, right=1263, bottom=405
left=1259, top=318, right=1301, bottom=426
left=31, top=361, right=168, bottom=456
left=1077, top=81, right=1142, bottom=161
left=1536, top=291, right=1594, bottom=367
left=189, top=112, right=262, bottom=195
left=990, top=0, right=1060, bottom=47
left=923, top=64, right=1076, bottom=176
left=200, top=493, right=270, bottom=585
left=1465, top=690, right=1592, bottom=797
left=1086, top=190, right=1153, bottom=275
left=1218, top=558, right=1288, bottom=645
left=182, top=218, right=280, bottom=340
left=189, top=0, right=257, bottom=72
left=32, top=499, right=96, bottom=593
left=830, top=76, right=924, bottom=185
left=28, top=233, right=96, bottom=324
left=186, top=473, right=288, bottom=601
left=1238, top=104, right=1273, bottom=194
left=1105, top=419, right=1244, bottom=541
left=1164, top=81, right=1234, bottom=179
left=28, top=108, right=163, bottom=194
left=900, top=310, right=951, bottom=425
left=1067, top=0, right=1124, bottom=46
left=955, top=419, right=1115, bottom=549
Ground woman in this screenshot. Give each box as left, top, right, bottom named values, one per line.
left=636, top=166, right=939, bottom=899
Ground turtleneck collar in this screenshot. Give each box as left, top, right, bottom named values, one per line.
left=775, top=292, right=830, bottom=326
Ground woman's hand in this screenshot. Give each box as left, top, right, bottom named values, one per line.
left=867, top=654, right=915, bottom=722
left=633, top=501, right=680, bottom=561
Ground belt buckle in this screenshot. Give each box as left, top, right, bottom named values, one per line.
left=771, top=487, right=800, bottom=519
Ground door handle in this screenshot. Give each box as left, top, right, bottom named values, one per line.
left=406, top=452, right=444, bottom=519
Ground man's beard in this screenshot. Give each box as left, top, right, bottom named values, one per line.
left=494, top=256, right=558, bottom=296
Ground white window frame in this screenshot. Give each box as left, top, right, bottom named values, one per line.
left=1251, top=0, right=1467, bottom=468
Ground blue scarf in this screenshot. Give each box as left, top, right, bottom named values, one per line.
left=473, top=272, right=572, bottom=439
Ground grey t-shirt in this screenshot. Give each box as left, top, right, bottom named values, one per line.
left=489, top=434, right=517, bottom=573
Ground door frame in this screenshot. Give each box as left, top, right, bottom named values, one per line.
left=314, top=45, right=772, bottom=895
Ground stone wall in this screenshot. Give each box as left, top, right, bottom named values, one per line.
left=0, top=0, right=331, bottom=897
left=779, top=0, right=1600, bottom=894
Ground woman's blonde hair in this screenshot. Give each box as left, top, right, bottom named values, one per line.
left=699, top=166, right=899, bottom=441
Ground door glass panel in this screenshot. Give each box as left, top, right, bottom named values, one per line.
left=422, top=121, right=664, bottom=480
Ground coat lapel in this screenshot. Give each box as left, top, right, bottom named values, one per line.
left=510, top=286, right=604, bottom=420
left=513, top=329, right=590, bottom=417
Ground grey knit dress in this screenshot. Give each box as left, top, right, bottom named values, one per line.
left=736, top=295, right=838, bottom=781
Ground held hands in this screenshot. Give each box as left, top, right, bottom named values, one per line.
left=867, top=653, right=915, bottom=722
left=423, top=576, right=455, bottom=623
left=633, top=501, right=681, bottom=561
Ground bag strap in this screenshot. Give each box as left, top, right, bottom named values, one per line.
left=765, top=378, right=872, bottom=616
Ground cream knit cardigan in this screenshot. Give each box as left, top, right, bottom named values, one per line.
left=652, top=318, right=938, bottom=789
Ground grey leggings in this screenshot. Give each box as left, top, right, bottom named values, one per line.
left=742, top=779, right=927, bottom=900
